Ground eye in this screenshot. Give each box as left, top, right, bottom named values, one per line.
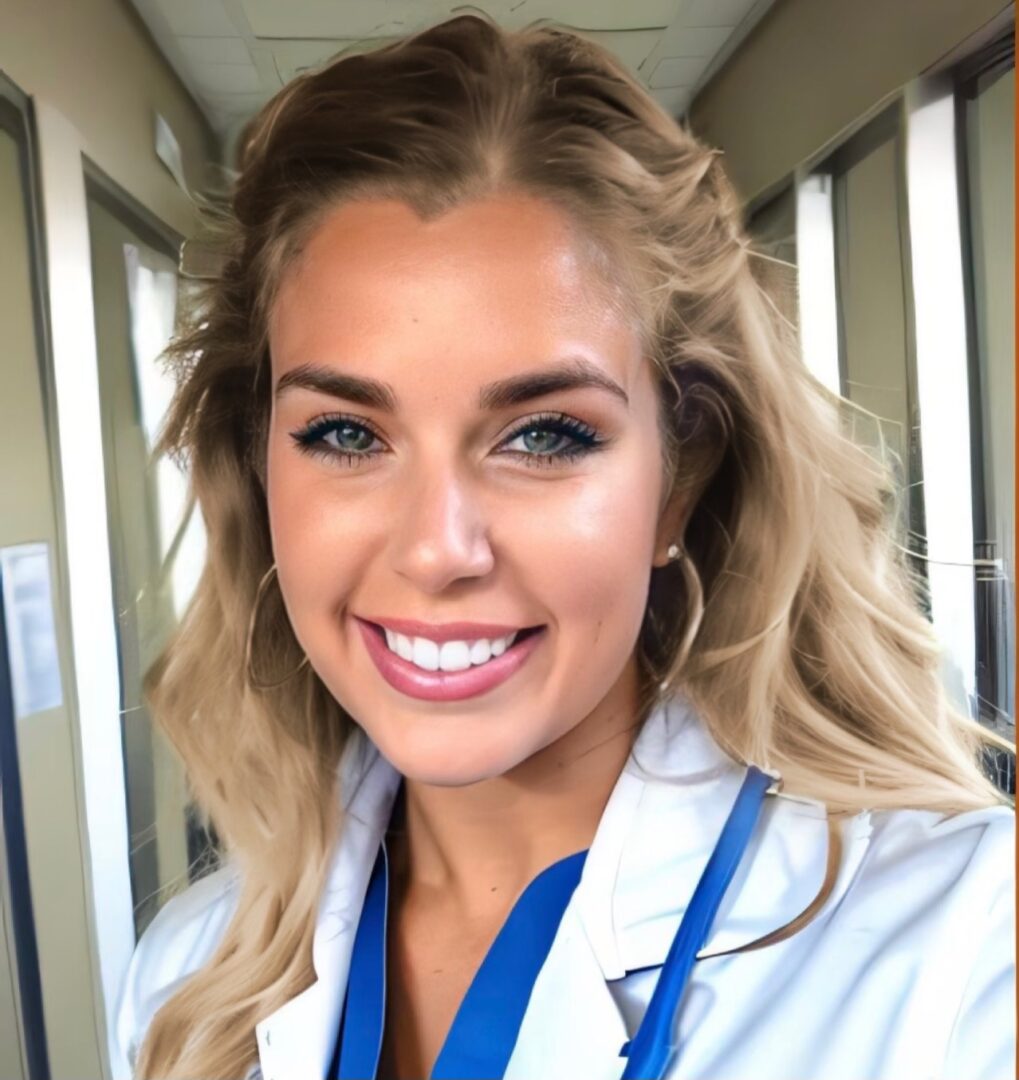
left=288, top=410, right=607, bottom=469
left=289, top=414, right=385, bottom=467
left=499, top=412, right=606, bottom=468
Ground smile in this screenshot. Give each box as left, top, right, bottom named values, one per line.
left=353, top=616, right=546, bottom=701
left=382, top=626, right=522, bottom=671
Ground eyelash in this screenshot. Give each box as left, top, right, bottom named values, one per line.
left=288, top=410, right=607, bottom=470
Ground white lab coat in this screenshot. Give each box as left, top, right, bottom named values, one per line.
left=113, top=692, right=1016, bottom=1080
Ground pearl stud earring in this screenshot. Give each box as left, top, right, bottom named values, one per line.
left=667, top=543, right=681, bottom=561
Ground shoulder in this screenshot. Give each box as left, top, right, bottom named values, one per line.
left=858, top=801, right=1014, bottom=903
left=844, top=802, right=1015, bottom=1079
left=834, top=800, right=1015, bottom=934
left=112, top=863, right=242, bottom=1076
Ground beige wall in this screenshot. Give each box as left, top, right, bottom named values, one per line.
left=0, top=118, right=105, bottom=1080
left=0, top=127, right=45, bottom=1080
left=688, top=0, right=1012, bottom=204
left=0, top=0, right=217, bottom=235
left=0, top=1, right=218, bottom=1076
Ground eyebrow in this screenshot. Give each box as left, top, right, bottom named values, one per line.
left=273, top=355, right=629, bottom=411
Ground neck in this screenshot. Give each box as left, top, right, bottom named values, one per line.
left=386, top=662, right=647, bottom=915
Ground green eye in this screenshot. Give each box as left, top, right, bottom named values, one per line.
left=289, top=410, right=607, bottom=469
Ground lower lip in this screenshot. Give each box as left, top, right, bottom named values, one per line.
left=354, top=617, right=546, bottom=702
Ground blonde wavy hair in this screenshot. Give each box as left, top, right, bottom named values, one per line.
left=133, top=12, right=1014, bottom=1078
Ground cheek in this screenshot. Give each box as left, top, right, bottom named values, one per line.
left=513, top=454, right=661, bottom=754
left=495, top=470, right=658, bottom=709
left=266, top=438, right=372, bottom=634
left=514, top=458, right=660, bottom=646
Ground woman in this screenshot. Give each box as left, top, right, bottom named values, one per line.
left=114, top=13, right=1014, bottom=1080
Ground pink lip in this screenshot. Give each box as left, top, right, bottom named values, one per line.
left=354, top=616, right=546, bottom=702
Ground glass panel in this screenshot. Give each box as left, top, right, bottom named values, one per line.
left=747, top=184, right=799, bottom=337
left=965, top=61, right=1015, bottom=744
left=86, top=190, right=211, bottom=938
left=792, top=174, right=841, bottom=394
left=833, top=128, right=923, bottom=570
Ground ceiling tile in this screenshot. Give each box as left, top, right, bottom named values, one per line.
left=209, top=92, right=272, bottom=116
left=495, top=1, right=680, bottom=32
left=650, top=55, right=707, bottom=89
left=269, top=38, right=399, bottom=83
left=658, top=24, right=731, bottom=55
left=160, top=0, right=237, bottom=37
left=566, top=28, right=664, bottom=78
left=246, top=44, right=285, bottom=87
left=177, top=36, right=252, bottom=65
left=129, top=0, right=778, bottom=144
left=679, top=0, right=756, bottom=28
left=237, top=0, right=680, bottom=39
left=208, top=107, right=236, bottom=133
left=193, top=64, right=262, bottom=95
left=651, top=85, right=692, bottom=118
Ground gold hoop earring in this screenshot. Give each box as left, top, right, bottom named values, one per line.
left=244, top=562, right=310, bottom=692
left=654, top=539, right=705, bottom=684
left=672, top=544, right=704, bottom=634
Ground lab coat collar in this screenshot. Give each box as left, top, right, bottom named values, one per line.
left=573, top=691, right=873, bottom=980
left=252, top=692, right=873, bottom=1080
left=253, top=726, right=401, bottom=1080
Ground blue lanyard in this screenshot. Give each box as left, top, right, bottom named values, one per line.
left=619, top=764, right=772, bottom=1079
left=331, top=764, right=771, bottom=1080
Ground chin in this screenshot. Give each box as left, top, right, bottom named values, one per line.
left=371, top=719, right=540, bottom=787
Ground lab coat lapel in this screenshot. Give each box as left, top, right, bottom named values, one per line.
left=575, top=691, right=875, bottom=979
left=254, top=727, right=401, bottom=1080
left=504, top=692, right=712, bottom=1078
left=508, top=691, right=875, bottom=1079
left=504, top=902, right=631, bottom=1079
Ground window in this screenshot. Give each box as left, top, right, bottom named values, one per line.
left=85, top=168, right=215, bottom=938
left=957, top=32, right=1015, bottom=781
left=749, top=24, right=1015, bottom=793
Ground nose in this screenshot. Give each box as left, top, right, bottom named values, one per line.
left=390, top=464, right=495, bottom=593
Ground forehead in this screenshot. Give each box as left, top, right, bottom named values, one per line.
left=269, top=193, right=646, bottom=396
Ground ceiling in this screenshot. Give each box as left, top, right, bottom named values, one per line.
left=128, top=0, right=778, bottom=157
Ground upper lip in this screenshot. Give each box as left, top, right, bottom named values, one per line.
left=357, top=615, right=540, bottom=643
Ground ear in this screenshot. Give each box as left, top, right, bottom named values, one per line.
left=652, top=486, right=691, bottom=569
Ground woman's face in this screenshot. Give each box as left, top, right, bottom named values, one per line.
left=267, top=193, right=684, bottom=785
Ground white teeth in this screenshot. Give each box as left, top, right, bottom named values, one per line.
left=383, top=628, right=521, bottom=672
left=469, top=638, right=491, bottom=665
left=412, top=637, right=440, bottom=671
